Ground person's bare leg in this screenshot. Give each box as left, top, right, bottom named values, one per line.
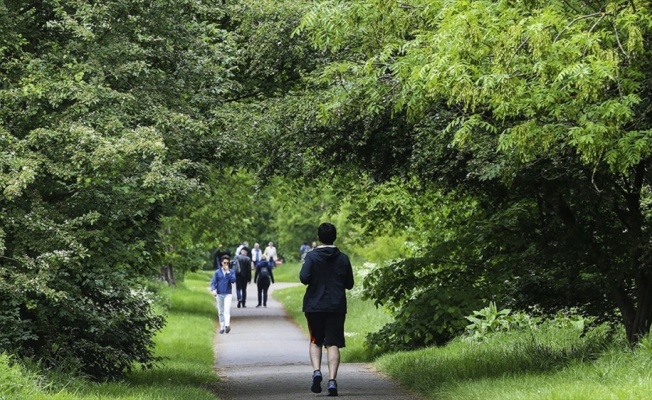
left=326, top=345, right=340, bottom=380
left=309, top=342, right=323, bottom=371
left=310, top=342, right=324, bottom=393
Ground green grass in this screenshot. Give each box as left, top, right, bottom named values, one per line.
left=1, top=271, right=220, bottom=400
left=273, top=261, right=393, bottom=362
left=375, top=324, right=652, bottom=399
left=270, top=259, right=301, bottom=283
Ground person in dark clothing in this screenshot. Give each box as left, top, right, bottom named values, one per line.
left=299, top=222, right=354, bottom=397
left=235, top=248, right=252, bottom=308
left=254, top=255, right=275, bottom=307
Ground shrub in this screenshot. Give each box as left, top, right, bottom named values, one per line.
left=0, top=258, right=165, bottom=381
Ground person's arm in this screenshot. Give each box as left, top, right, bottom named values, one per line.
left=270, top=268, right=275, bottom=284
left=299, top=255, right=312, bottom=285
left=254, top=266, right=259, bottom=283
left=210, top=271, right=219, bottom=295
left=345, top=260, right=354, bottom=290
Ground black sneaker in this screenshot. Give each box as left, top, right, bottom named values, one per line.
left=311, top=370, right=323, bottom=393
left=327, top=379, right=338, bottom=397
left=237, top=301, right=241, bottom=308
left=219, top=329, right=225, bottom=334
left=225, top=326, right=231, bottom=333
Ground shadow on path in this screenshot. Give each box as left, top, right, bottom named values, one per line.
left=213, top=283, right=421, bottom=399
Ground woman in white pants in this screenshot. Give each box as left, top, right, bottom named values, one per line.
left=210, top=255, right=236, bottom=333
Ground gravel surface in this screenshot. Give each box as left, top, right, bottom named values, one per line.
left=212, top=282, right=421, bottom=399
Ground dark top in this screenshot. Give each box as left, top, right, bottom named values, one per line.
left=254, top=259, right=275, bottom=284
left=235, top=254, right=252, bottom=281
left=300, top=245, right=354, bottom=313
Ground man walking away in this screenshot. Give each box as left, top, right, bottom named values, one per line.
left=299, top=223, right=354, bottom=397
left=235, top=248, right=252, bottom=308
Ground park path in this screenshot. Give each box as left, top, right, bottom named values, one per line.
left=212, top=282, right=421, bottom=399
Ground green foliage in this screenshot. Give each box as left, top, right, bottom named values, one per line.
left=0, top=0, right=240, bottom=379
left=464, top=302, right=520, bottom=340
left=0, top=272, right=219, bottom=399
left=281, top=0, right=652, bottom=349
left=462, top=303, right=594, bottom=343
left=160, top=168, right=265, bottom=272
left=0, top=260, right=165, bottom=380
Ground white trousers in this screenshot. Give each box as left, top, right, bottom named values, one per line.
left=216, top=294, right=233, bottom=329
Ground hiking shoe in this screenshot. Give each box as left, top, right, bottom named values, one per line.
left=327, top=379, right=338, bottom=397
left=311, top=370, right=323, bottom=393
left=225, top=326, right=231, bottom=333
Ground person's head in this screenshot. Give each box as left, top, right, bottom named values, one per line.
left=220, top=255, right=230, bottom=266
left=317, top=222, right=337, bottom=245
left=243, top=241, right=249, bottom=247
left=261, top=255, right=267, bottom=261
left=240, top=248, right=248, bottom=256
left=254, top=243, right=260, bottom=249
left=268, top=241, right=274, bottom=247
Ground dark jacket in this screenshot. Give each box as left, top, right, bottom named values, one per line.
left=300, top=245, right=354, bottom=313
left=235, top=254, right=252, bottom=282
left=254, top=259, right=275, bottom=284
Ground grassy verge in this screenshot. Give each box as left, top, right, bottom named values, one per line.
left=1, top=271, right=220, bottom=400
left=273, top=261, right=392, bottom=362
left=375, top=321, right=652, bottom=399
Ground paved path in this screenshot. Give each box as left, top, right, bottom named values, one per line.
left=213, top=282, right=420, bottom=399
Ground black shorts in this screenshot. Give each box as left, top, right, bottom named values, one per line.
left=305, top=312, right=346, bottom=348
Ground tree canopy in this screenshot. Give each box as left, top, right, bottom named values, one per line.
left=3, top=0, right=652, bottom=379
left=287, top=0, right=652, bottom=348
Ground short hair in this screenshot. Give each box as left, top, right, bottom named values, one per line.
left=220, top=255, right=230, bottom=262
left=317, top=222, right=337, bottom=245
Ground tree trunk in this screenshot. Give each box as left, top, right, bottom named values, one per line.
left=628, top=275, right=652, bottom=345
left=613, top=275, right=652, bottom=345
left=160, top=265, right=176, bottom=286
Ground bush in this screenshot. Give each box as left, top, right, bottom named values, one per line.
left=0, top=258, right=165, bottom=381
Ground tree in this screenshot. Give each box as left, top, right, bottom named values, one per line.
left=290, top=0, right=652, bottom=346
left=0, top=0, right=240, bottom=378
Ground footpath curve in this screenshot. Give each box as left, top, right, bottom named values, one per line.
left=213, top=282, right=420, bottom=399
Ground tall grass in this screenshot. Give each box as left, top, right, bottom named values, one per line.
left=273, top=261, right=393, bottom=362
left=0, top=271, right=220, bottom=400
left=376, top=323, right=652, bottom=399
